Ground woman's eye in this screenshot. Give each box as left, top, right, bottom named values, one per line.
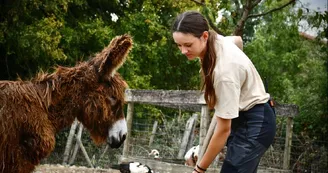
left=185, top=44, right=192, bottom=47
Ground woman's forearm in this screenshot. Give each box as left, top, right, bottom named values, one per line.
left=198, top=117, right=231, bottom=169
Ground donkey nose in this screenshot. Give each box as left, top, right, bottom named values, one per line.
left=107, top=133, right=126, bottom=148
left=107, top=119, right=127, bottom=148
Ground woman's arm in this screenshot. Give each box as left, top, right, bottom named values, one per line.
left=233, top=36, right=243, bottom=50
left=226, top=36, right=244, bottom=50
left=194, top=117, right=231, bottom=173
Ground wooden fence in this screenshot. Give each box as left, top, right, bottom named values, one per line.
left=123, top=89, right=299, bottom=170
left=61, top=89, right=299, bottom=171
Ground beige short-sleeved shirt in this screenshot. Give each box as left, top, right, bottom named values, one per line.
left=213, top=35, right=270, bottom=119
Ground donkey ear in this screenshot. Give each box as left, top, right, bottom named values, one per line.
left=96, top=34, right=133, bottom=77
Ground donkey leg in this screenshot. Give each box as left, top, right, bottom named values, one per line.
left=19, top=114, right=55, bottom=172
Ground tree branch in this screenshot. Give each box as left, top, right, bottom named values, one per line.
left=250, top=0, right=262, bottom=9
left=233, top=0, right=253, bottom=36
left=190, top=0, right=204, bottom=5
left=233, top=0, right=296, bottom=36
left=206, top=14, right=224, bottom=35
left=247, top=0, right=296, bottom=18
left=233, top=0, right=242, bottom=15
left=190, top=0, right=223, bottom=35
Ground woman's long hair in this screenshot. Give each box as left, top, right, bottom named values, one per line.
left=172, top=11, right=218, bottom=109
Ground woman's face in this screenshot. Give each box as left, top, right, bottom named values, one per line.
left=173, top=31, right=208, bottom=60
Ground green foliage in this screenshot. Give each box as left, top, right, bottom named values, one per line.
left=0, top=0, right=116, bottom=79
left=244, top=6, right=327, bottom=140
left=113, top=0, right=201, bottom=90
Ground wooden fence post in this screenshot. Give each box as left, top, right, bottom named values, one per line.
left=198, top=105, right=210, bottom=162
left=178, top=114, right=198, bottom=159
left=68, top=122, right=84, bottom=165
left=149, top=120, right=158, bottom=146
left=186, top=114, right=198, bottom=151
left=123, top=102, right=134, bottom=158
left=76, top=136, right=94, bottom=168
left=283, top=117, right=294, bottom=169
left=62, top=119, right=79, bottom=165
left=98, top=145, right=109, bottom=163
left=198, top=115, right=216, bottom=165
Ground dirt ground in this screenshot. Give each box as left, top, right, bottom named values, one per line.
left=33, top=163, right=291, bottom=173
left=34, top=164, right=120, bottom=173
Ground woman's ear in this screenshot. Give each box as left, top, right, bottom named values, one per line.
left=201, top=31, right=209, bottom=41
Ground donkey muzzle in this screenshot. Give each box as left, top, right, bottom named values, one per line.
left=107, top=118, right=127, bottom=148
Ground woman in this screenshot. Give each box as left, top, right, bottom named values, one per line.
left=172, top=11, right=276, bottom=173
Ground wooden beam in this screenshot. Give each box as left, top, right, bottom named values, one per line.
left=123, top=102, right=134, bottom=158
left=68, top=122, right=84, bottom=165
left=125, top=89, right=299, bottom=117
left=178, top=114, right=198, bottom=159
left=275, top=102, right=299, bottom=117
left=198, top=115, right=216, bottom=165
left=62, top=119, right=79, bottom=165
left=125, top=89, right=205, bottom=105
left=149, top=121, right=158, bottom=147
left=283, top=117, right=294, bottom=169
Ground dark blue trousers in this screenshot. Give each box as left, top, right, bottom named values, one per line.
left=221, top=102, right=276, bottom=173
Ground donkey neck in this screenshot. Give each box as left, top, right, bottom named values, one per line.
left=34, top=65, right=91, bottom=131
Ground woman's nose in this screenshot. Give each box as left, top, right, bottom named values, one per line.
left=181, top=47, right=188, bottom=54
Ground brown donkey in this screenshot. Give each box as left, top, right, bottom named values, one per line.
left=0, top=34, right=133, bottom=173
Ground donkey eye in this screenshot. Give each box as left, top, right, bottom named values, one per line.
left=109, top=96, right=117, bottom=106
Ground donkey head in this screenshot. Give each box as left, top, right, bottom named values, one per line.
left=76, top=34, right=132, bottom=148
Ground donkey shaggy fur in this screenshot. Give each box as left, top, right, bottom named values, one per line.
left=0, top=34, right=133, bottom=173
